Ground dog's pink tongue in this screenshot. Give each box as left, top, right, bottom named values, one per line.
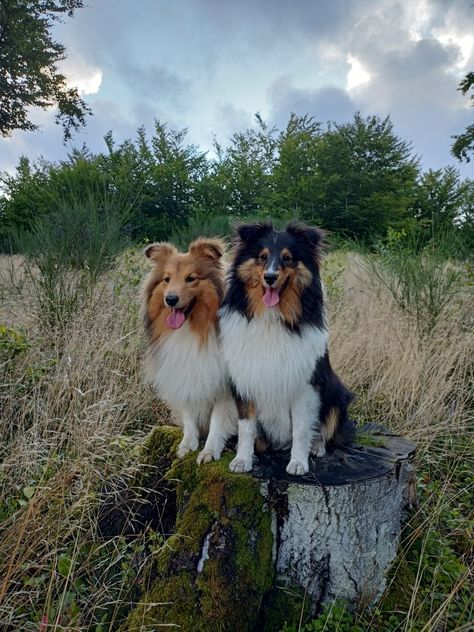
left=262, top=287, right=280, bottom=308
left=166, top=309, right=186, bottom=329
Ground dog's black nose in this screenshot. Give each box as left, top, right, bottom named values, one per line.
left=165, top=294, right=179, bottom=307
left=264, top=272, right=278, bottom=286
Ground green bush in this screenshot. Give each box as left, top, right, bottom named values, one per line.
left=366, top=228, right=464, bottom=334
left=16, top=187, right=131, bottom=326
left=170, top=211, right=233, bottom=249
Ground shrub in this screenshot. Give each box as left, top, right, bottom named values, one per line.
left=16, top=186, right=131, bottom=326
left=170, top=211, right=233, bottom=249
left=365, top=228, right=464, bottom=334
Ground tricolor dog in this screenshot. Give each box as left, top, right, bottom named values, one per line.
left=218, top=222, right=354, bottom=475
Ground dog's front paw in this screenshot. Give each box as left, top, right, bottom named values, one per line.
left=177, top=439, right=198, bottom=458
left=197, top=449, right=218, bottom=465
left=229, top=456, right=253, bottom=473
left=286, top=459, right=308, bottom=476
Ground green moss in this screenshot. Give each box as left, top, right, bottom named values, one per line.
left=356, top=431, right=385, bottom=448
left=258, top=584, right=311, bottom=632
left=378, top=553, right=421, bottom=614
left=122, top=425, right=274, bottom=632
left=142, top=424, right=182, bottom=466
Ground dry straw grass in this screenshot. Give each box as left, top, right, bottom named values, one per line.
left=0, top=249, right=472, bottom=630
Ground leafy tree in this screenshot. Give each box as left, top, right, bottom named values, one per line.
left=412, top=167, right=462, bottom=234
left=0, top=0, right=90, bottom=140
left=271, top=113, right=323, bottom=218
left=452, top=71, right=474, bottom=163
left=206, top=114, right=278, bottom=216
left=134, top=121, right=209, bottom=239
left=310, top=114, right=419, bottom=238
left=455, top=178, right=474, bottom=255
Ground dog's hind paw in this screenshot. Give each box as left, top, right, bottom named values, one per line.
left=311, top=441, right=326, bottom=458
left=196, top=449, right=215, bottom=464
left=286, top=459, right=308, bottom=476
left=177, top=440, right=198, bottom=458
left=229, top=456, right=253, bottom=473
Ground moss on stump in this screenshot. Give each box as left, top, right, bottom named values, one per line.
left=122, top=425, right=274, bottom=632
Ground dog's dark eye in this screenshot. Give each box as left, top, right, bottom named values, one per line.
left=163, top=276, right=170, bottom=284
left=282, top=253, right=292, bottom=264
left=185, top=275, right=197, bottom=283
left=259, top=253, right=268, bottom=262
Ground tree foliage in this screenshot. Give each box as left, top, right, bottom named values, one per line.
left=1, top=112, right=472, bottom=256
left=0, top=0, right=90, bottom=140
left=452, top=71, right=474, bottom=163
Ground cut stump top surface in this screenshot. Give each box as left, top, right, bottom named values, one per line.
left=252, top=424, right=416, bottom=487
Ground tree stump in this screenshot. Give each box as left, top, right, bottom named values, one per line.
left=119, top=424, right=416, bottom=632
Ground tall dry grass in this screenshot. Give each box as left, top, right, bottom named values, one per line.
left=0, top=249, right=472, bottom=630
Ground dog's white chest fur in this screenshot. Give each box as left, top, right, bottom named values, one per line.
left=147, top=323, right=226, bottom=410
left=219, top=308, right=328, bottom=445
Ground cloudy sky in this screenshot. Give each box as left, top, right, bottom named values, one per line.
left=1, top=0, right=473, bottom=176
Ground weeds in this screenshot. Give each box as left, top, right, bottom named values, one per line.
left=365, top=228, right=465, bottom=334
left=0, top=246, right=472, bottom=631
left=15, top=184, right=133, bottom=327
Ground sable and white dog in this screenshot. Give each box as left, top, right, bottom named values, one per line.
left=218, top=222, right=354, bottom=475
left=142, top=238, right=237, bottom=462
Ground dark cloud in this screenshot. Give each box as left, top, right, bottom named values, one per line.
left=268, top=79, right=356, bottom=128
left=1, top=0, right=473, bottom=176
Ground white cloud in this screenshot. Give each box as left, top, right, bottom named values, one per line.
left=61, top=55, right=103, bottom=95
left=346, top=55, right=371, bottom=92
left=434, top=31, right=474, bottom=71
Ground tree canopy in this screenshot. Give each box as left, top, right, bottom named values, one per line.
left=0, top=0, right=90, bottom=140
left=1, top=112, right=472, bottom=255
left=452, top=71, right=474, bottom=163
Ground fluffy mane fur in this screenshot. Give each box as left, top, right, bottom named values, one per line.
left=141, top=237, right=237, bottom=462
left=219, top=221, right=355, bottom=475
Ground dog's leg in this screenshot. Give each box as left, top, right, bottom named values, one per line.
left=229, top=398, right=257, bottom=473
left=197, top=396, right=238, bottom=464
left=287, top=386, right=321, bottom=475
left=229, top=418, right=257, bottom=472
left=177, top=407, right=200, bottom=458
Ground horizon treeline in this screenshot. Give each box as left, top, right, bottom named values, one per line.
left=1, top=112, right=473, bottom=254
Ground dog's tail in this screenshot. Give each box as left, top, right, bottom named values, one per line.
left=322, top=384, right=356, bottom=450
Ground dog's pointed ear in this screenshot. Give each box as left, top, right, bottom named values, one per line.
left=189, top=237, right=225, bottom=260
left=144, top=242, right=177, bottom=265
left=235, top=221, right=273, bottom=243
left=286, top=223, right=325, bottom=250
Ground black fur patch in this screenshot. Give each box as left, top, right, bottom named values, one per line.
left=311, top=351, right=355, bottom=448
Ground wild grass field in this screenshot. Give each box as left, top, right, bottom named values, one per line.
left=0, top=243, right=472, bottom=631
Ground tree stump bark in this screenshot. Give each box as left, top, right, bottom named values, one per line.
left=256, top=423, right=417, bottom=608
left=119, top=424, right=416, bottom=631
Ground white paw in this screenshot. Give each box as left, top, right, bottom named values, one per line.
left=286, top=459, right=309, bottom=476
left=196, top=449, right=219, bottom=465
left=177, top=439, right=198, bottom=458
left=229, top=456, right=253, bottom=473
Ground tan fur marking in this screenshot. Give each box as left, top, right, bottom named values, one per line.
left=238, top=256, right=312, bottom=324
left=189, top=237, right=226, bottom=261
left=237, top=259, right=266, bottom=318
left=255, top=436, right=269, bottom=454
left=322, top=407, right=339, bottom=442
left=277, top=262, right=312, bottom=327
